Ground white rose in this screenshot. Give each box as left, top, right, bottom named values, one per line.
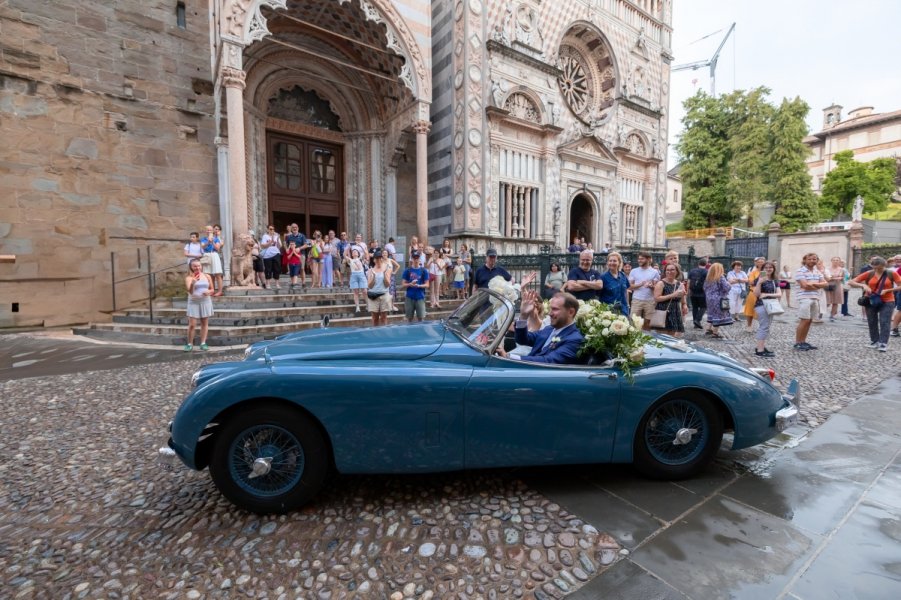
left=602, top=328, right=610, bottom=337
left=632, top=315, right=644, bottom=328
left=628, top=348, right=645, bottom=363
left=610, top=320, right=629, bottom=335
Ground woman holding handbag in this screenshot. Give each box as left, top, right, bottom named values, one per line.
left=652, top=262, right=688, bottom=337
left=751, top=262, right=782, bottom=357
left=849, top=256, right=901, bottom=351
left=703, top=262, right=734, bottom=339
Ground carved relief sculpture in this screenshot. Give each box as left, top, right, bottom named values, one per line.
left=504, top=93, right=541, bottom=123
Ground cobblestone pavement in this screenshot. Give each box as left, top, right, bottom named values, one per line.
left=1, top=308, right=898, bottom=598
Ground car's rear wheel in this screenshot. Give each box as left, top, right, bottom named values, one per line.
left=633, top=393, right=723, bottom=480
left=209, top=405, right=328, bottom=514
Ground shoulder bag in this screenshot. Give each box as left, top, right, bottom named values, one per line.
left=858, top=271, right=889, bottom=307
left=762, top=299, right=784, bottom=315
left=650, top=284, right=674, bottom=329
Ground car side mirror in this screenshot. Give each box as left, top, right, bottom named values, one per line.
left=320, top=315, right=330, bottom=329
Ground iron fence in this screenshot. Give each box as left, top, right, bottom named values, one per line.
left=471, top=244, right=757, bottom=290
left=725, top=236, right=768, bottom=259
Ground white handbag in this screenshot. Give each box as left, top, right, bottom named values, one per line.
left=762, top=298, right=784, bottom=315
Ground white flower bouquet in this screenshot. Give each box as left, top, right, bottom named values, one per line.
left=574, top=299, right=656, bottom=381
left=487, top=275, right=521, bottom=304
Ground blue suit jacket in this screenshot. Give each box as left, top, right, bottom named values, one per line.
left=514, top=322, right=584, bottom=364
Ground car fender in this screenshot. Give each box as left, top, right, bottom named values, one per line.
left=609, top=361, right=785, bottom=462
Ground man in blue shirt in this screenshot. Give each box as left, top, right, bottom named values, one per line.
left=472, top=248, right=512, bottom=291
left=564, top=250, right=603, bottom=301
left=401, top=251, right=430, bottom=322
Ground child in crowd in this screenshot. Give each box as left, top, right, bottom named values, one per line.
left=286, top=241, right=302, bottom=290
left=453, top=256, right=466, bottom=299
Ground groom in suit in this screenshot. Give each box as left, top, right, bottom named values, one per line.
left=496, top=291, right=584, bottom=364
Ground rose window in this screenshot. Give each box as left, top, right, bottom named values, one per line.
left=558, top=50, right=591, bottom=116
left=557, top=28, right=618, bottom=125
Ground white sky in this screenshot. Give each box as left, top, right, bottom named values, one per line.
left=667, top=0, right=901, bottom=165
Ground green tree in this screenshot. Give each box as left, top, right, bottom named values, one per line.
left=676, top=91, right=741, bottom=228
left=820, top=151, right=897, bottom=218
left=769, top=97, right=818, bottom=231
left=727, top=88, right=775, bottom=227
left=676, top=87, right=817, bottom=230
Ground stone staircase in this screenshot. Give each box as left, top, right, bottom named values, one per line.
left=74, top=284, right=464, bottom=347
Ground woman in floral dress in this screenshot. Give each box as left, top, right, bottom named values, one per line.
left=704, top=262, right=734, bottom=338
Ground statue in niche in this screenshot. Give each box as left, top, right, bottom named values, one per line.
left=551, top=102, right=561, bottom=126
left=491, top=79, right=509, bottom=108
left=616, top=123, right=627, bottom=146
left=493, top=2, right=514, bottom=46
left=552, top=200, right=562, bottom=242
left=636, top=27, right=647, bottom=50
left=608, top=206, right=618, bottom=240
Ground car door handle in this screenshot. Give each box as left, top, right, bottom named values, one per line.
left=589, top=373, right=617, bottom=381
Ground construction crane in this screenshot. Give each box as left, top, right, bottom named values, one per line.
left=672, top=22, right=735, bottom=96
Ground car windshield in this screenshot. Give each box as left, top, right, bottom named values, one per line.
left=445, top=290, right=514, bottom=353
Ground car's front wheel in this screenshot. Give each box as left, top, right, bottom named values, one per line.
left=633, top=393, right=723, bottom=480
left=209, top=405, right=328, bottom=514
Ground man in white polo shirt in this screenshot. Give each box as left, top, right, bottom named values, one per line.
left=794, top=252, right=828, bottom=351
left=628, top=251, right=660, bottom=331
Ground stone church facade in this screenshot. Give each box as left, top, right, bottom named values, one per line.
left=0, top=0, right=672, bottom=327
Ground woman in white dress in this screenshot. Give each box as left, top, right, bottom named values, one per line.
left=184, top=258, right=214, bottom=351
left=726, top=261, right=749, bottom=321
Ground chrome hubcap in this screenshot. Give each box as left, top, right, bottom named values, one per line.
left=673, top=428, right=698, bottom=446
left=247, top=457, right=272, bottom=479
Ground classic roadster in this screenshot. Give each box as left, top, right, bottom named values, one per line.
left=160, top=290, right=799, bottom=514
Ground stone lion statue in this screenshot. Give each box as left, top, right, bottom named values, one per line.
left=231, top=233, right=256, bottom=286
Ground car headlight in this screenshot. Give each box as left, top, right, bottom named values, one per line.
left=190, top=370, right=202, bottom=388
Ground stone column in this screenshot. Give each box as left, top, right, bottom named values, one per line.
left=413, top=120, right=431, bottom=246
left=766, top=221, right=781, bottom=265
left=222, top=67, right=248, bottom=241
left=848, top=221, right=865, bottom=270
left=714, top=228, right=727, bottom=256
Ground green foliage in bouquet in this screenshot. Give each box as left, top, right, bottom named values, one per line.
left=573, top=300, right=658, bottom=382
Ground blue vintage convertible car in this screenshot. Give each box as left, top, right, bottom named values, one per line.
left=160, top=290, right=799, bottom=514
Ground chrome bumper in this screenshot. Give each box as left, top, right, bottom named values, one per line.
left=158, top=445, right=179, bottom=470
left=776, top=379, right=801, bottom=432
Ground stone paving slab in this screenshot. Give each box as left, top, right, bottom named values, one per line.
left=787, top=499, right=901, bottom=600
left=629, top=495, right=823, bottom=600
left=720, top=460, right=870, bottom=537
left=564, top=559, right=687, bottom=600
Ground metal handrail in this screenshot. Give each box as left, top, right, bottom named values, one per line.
left=111, top=246, right=186, bottom=322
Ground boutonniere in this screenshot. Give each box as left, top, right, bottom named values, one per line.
left=549, top=336, right=562, bottom=348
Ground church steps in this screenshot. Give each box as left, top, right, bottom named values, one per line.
left=75, top=287, right=464, bottom=346
left=74, top=306, right=460, bottom=347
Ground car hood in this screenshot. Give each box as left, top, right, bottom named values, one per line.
left=259, top=321, right=448, bottom=362
left=644, top=336, right=745, bottom=368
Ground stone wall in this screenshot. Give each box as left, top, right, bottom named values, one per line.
left=666, top=237, right=715, bottom=258
left=0, top=0, right=218, bottom=327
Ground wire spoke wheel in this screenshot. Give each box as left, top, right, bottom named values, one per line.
left=229, top=425, right=305, bottom=496
left=210, top=405, right=328, bottom=513
left=644, top=400, right=708, bottom=465
left=634, top=394, right=723, bottom=480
